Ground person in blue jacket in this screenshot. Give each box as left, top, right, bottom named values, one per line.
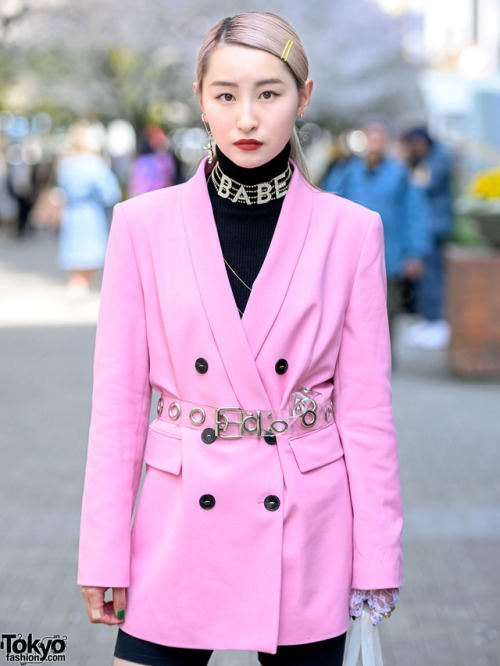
left=57, top=122, right=122, bottom=297
left=401, top=128, right=454, bottom=349
left=322, top=122, right=431, bottom=349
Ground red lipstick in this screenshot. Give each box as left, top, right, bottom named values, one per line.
left=234, top=139, right=263, bottom=151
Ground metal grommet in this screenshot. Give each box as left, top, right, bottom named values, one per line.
left=242, top=414, right=258, bottom=434
left=189, top=407, right=206, bottom=426
left=301, top=410, right=317, bottom=427
left=157, top=398, right=164, bottom=417
left=292, top=402, right=306, bottom=417
left=168, top=402, right=181, bottom=420
left=325, top=405, right=333, bottom=421
left=270, top=420, right=288, bottom=434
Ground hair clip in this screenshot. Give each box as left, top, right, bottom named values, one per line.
left=280, top=40, right=293, bottom=62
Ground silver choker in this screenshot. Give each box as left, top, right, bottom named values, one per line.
left=210, top=161, right=292, bottom=205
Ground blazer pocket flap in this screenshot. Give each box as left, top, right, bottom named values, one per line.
left=144, top=420, right=182, bottom=475
left=289, top=424, right=344, bottom=473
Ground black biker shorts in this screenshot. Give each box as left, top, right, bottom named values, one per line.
left=114, top=629, right=346, bottom=666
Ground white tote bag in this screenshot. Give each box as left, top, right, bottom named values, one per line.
left=343, top=605, right=384, bottom=666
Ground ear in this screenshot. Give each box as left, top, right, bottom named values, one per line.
left=193, top=82, right=204, bottom=112
left=297, top=78, right=313, bottom=117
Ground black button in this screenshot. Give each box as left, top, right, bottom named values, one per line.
left=195, top=358, right=208, bottom=374
left=275, top=359, right=288, bottom=375
left=199, top=494, right=216, bottom=510
left=264, top=495, right=280, bottom=511
left=264, top=432, right=277, bottom=445
left=201, top=428, right=217, bottom=444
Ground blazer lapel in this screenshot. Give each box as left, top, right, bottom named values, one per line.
left=181, top=160, right=270, bottom=408
left=242, top=164, right=313, bottom=358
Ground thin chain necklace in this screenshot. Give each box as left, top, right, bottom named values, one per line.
left=223, top=258, right=251, bottom=316
left=205, top=169, right=256, bottom=316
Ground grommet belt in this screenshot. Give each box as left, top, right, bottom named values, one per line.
left=156, top=388, right=334, bottom=439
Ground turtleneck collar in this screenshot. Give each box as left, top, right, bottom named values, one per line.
left=214, top=143, right=291, bottom=186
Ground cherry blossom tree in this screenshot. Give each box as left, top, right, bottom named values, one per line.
left=1, top=0, right=425, bottom=128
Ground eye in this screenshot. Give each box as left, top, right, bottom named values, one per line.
left=217, top=93, right=234, bottom=102
left=260, top=91, right=276, bottom=100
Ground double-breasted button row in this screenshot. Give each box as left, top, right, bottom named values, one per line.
left=197, top=356, right=288, bottom=375
left=199, top=494, right=280, bottom=512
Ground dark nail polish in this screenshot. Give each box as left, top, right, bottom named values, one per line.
left=117, top=610, right=125, bottom=620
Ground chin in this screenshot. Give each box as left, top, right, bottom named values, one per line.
left=227, top=150, right=273, bottom=169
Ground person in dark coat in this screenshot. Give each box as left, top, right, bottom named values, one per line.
left=402, top=128, right=454, bottom=349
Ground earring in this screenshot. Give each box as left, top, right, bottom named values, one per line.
left=201, top=113, right=214, bottom=164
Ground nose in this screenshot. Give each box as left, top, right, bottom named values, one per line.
left=237, top=102, right=258, bottom=133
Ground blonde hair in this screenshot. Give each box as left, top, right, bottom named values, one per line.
left=196, top=11, right=310, bottom=180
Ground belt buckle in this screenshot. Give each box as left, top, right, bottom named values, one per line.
left=215, top=407, right=243, bottom=439
left=215, top=407, right=262, bottom=439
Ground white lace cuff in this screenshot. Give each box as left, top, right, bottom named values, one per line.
left=349, top=588, right=399, bottom=625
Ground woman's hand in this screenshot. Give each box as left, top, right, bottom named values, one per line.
left=81, top=586, right=127, bottom=626
left=349, top=588, right=399, bottom=625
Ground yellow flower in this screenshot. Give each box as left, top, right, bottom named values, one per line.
left=470, top=167, right=500, bottom=199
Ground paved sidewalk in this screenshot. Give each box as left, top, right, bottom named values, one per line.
left=0, top=229, right=499, bottom=666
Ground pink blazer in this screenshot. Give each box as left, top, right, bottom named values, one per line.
left=78, top=159, right=403, bottom=653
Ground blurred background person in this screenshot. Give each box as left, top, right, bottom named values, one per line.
left=28, top=155, right=64, bottom=233
left=6, top=143, right=39, bottom=239
left=127, top=124, right=182, bottom=197
left=401, top=127, right=454, bottom=350
left=0, top=147, right=19, bottom=230
left=319, top=130, right=352, bottom=193
left=57, top=121, right=121, bottom=298
left=322, top=122, right=431, bottom=356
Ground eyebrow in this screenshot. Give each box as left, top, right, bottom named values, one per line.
left=209, top=78, right=286, bottom=87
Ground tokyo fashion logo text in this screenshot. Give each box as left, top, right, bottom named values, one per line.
left=0, top=633, right=67, bottom=663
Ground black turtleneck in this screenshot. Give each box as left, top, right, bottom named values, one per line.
left=208, top=143, right=291, bottom=316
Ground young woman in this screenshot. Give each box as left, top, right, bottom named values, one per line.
left=78, top=12, right=403, bottom=666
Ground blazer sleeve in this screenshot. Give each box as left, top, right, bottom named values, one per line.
left=78, top=203, right=152, bottom=587
left=334, top=212, right=403, bottom=590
